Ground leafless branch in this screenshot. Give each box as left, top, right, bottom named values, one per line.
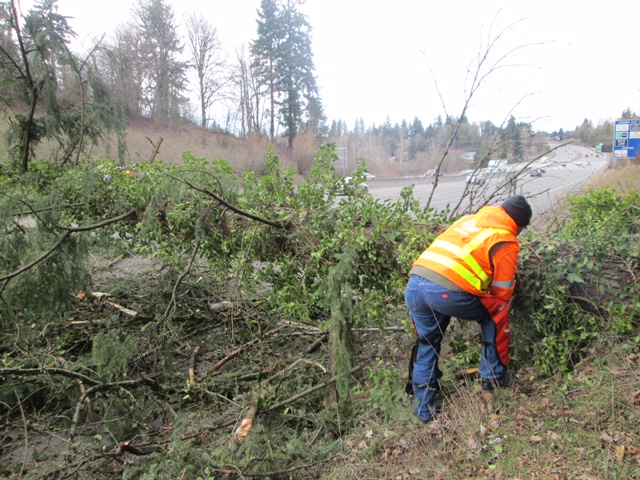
left=14, top=389, right=28, bottom=478
left=188, top=346, right=201, bottom=385
left=263, top=366, right=362, bottom=412
left=422, top=14, right=553, bottom=214
left=209, top=325, right=287, bottom=374
left=69, top=377, right=161, bottom=442
left=1, top=367, right=98, bottom=386
left=147, top=137, right=163, bottom=164
left=159, top=240, right=201, bottom=321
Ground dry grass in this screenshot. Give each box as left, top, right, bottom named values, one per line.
left=584, top=161, right=640, bottom=193
left=87, top=118, right=299, bottom=174
left=319, top=345, right=640, bottom=480
left=0, top=116, right=306, bottom=175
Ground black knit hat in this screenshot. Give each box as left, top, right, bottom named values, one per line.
left=501, top=195, right=532, bottom=227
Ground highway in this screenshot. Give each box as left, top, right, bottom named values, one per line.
left=363, top=144, right=608, bottom=227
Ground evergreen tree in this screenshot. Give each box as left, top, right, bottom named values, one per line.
left=409, top=117, right=425, bottom=138
left=0, top=0, right=125, bottom=172
left=251, top=0, right=280, bottom=142
left=251, top=0, right=322, bottom=147
left=499, top=115, right=524, bottom=161
left=277, top=0, right=322, bottom=147
left=133, top=0, right=187, bottom=121
left=300, top=93, right=327, bottom=139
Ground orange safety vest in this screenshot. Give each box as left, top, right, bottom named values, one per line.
left=412, top=206, right=520, bottom=300
left=412, top=206, right=521, bottom=367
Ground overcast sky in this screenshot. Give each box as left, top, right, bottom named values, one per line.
left=16, top=0, right=640, bottom=133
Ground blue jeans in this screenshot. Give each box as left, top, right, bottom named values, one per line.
left=404, top=275, right=506, bottom=422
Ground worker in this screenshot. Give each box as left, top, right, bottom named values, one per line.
left=404, top=195, right=532, bottom=423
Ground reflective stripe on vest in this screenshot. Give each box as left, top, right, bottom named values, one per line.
left=419, top=227, right=511, bottom=291
left=491, top=279, right=515, bottom=289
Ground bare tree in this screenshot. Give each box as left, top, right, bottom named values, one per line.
left=98, top=24, right=146, bottom=118
left=233, top=44, right=266, bottom=138
left=185, top=13, right=229, bottom=129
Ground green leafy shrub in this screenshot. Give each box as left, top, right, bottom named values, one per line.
left=514, top=186, right=640, bottom=373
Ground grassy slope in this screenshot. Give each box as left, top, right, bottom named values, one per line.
left=0, top=116, right=282, bottom=174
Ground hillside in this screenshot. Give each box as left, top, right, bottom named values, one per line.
left=2, top=110, right=558, bottom=181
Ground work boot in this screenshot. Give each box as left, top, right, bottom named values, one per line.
left=481, top=371, right=515, bottom=391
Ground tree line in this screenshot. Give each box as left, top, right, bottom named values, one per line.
left=0, top=0, right=322, bottom=172
left=0, top=0, right=621, bottom=175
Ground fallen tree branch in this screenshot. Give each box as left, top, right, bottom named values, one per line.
left=69, top=377, right=161, bottom=442
left=263, top=366, right=362, bottom=413
left=233, top=403, right=258, bottom=444
left=0, top=230, right=70, bottom=282
left=210, top=339, right=260, bottom=374
left=90, top=292, right=138, bottom=318
left=160, top=240, right=200, bottom=321
left=103, top=299, right=138, bottom=317
left=210, top=325, right=287, bottom=374
left=14, top=389, right=28, bottom=478
left=7, top=202, right=88, bottom=217
left=0, top=209, right=136, bottom=283
left=183, top=365, right=363, bottom=440
left=207, top=459, right=325, bottom=478
left=1, top=192, right=81, bottom=237
left=233, top=356, right=330, bottom=444
left=1, top=367, right=100, bottom=386
left=305, top=332, right=329, bottom=354
left=150, top=164, right=284, bottom=229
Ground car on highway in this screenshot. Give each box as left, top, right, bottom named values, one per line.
left=337, top=177, right=368, bottom=194
left=363, top=172, right=376, bottom=180
left=424, top=169, right=437, bottom=177
left=466, top=173, right=486, bottom=186
left=530, top=168, right=544, bottom=177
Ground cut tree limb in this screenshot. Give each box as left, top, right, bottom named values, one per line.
left=189, top=346, right=201, bottom=385
left=0, top=209, right=136, bottom=283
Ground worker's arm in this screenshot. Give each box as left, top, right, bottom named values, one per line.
left=488, top=243, right=519, bottom=302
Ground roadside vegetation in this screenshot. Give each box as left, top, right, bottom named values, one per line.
left=1, top=139, right=640, bottom=478
left=2, top=1, right=639, bottom=478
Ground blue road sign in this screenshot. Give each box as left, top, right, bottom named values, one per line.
left=614, top=119, right=640, bottom=159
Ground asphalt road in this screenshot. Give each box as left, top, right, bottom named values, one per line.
left=364, top=144, right=608, bottom=226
